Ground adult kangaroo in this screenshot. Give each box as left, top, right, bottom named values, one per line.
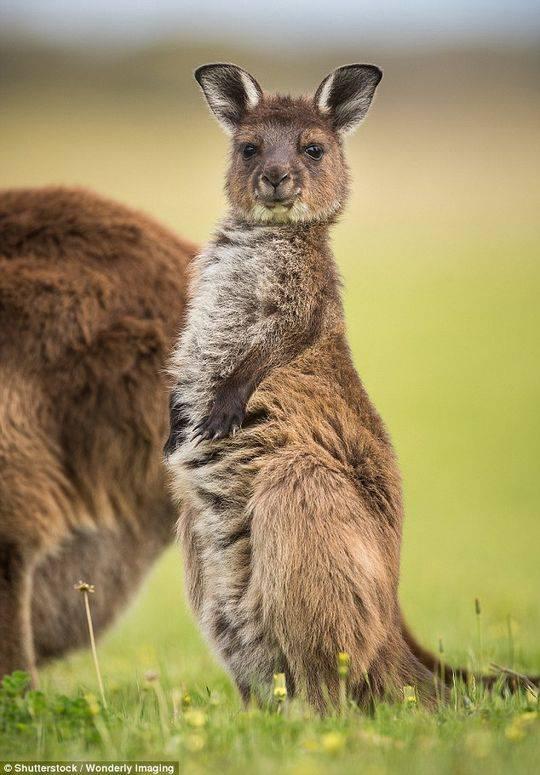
left=0, top=186, right=195, bottom=682
left=165, top=64, right=538, bottom=712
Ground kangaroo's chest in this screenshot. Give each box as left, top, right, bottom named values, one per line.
left=180, top=247, right=268, bottom=389
left=173, top=228, right=297, bottom=427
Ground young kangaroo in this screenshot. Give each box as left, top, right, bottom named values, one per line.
left=0, top=186, right=195, bottom=682
left=165, top=63, right=445, bottom=711
left=166, top=64, right=539, bottom=711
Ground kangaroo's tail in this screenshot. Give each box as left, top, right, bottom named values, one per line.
left=400, top=613, right=540, bottom=691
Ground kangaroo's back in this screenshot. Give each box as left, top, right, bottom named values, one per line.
left=0, top=186, right=197, bottom=678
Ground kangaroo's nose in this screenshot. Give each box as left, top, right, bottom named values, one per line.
left=261, top=168, right=289, bottom=189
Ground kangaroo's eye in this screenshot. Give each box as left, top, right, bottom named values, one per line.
left=242, top=144, right=258, bottom=159
left=304, top=144, right=324, bottom=160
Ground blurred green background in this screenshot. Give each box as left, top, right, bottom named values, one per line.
left=1, top=2, right=539, bottom=691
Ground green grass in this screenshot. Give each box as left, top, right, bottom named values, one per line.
left=1, top=79, right=539, bottom=772
left=1, top=663, right=539, bottom=773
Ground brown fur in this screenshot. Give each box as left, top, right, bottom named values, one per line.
left=0, top=186, right=195, bottom=681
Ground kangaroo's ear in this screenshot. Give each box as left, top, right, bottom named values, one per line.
left=194, top=63, right=263, bottom=134
left=314, top=64, right=382, bottom=135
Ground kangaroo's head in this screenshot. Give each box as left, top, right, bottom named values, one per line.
left=195, top=63, right=382, bottom=225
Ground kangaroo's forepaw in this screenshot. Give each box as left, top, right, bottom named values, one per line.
left=192, top=397, right=246, bottom=443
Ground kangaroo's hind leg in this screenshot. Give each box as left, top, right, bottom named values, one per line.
left=0, top=373, right=77, bottom=684
left=0, top=540, right=37, bottom=684
left=249, top=447, right=435, bottom=712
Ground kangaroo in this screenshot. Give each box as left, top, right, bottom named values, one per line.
left=164, top=63, right=447, bottom=711
left=0, top=186, right=195, bottom=682
left=165, top=63, right=540, bottom=712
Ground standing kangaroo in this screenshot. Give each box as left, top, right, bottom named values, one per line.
left=165, top=63, right=540, bottom=710
left=0, top=186, right=195, bottom=682
left=165, top=63, right=449, bottom=711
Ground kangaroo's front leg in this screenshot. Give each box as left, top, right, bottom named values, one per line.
left=192, top=301, right=321, bottom=443
left=192, top=350, right=263, bottom=442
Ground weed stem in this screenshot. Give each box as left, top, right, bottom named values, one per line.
left=74, top=581, right=107, bottom=709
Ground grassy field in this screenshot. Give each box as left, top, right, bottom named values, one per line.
left=1, top=44, right=539, bottom=773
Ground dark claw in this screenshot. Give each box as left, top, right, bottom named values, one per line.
left=192, top=418, right=207, bottom=433
left=191, top=415, right=215, bottom=443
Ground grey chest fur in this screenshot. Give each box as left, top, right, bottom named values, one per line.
left=169, top=223, right=308, bottom=434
